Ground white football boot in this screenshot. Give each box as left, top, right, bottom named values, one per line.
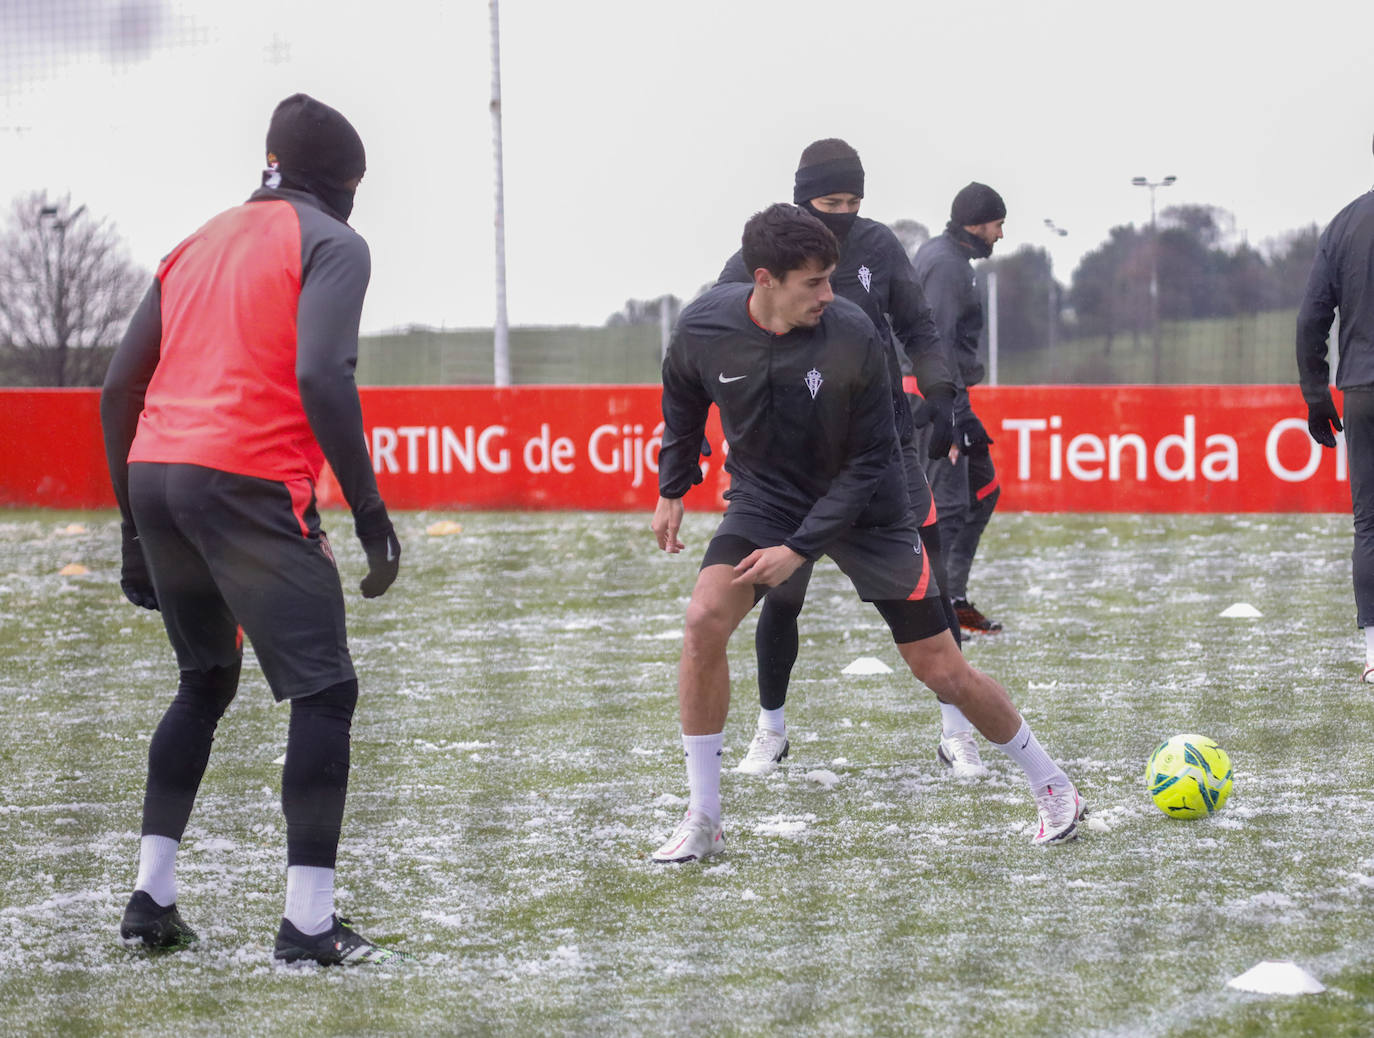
left=734, top=727, right=789, bottom=776
left=651, top=811, right=724, bottom=864
left=936, top=729, right=989, bottom=778
left=1032, top=783, right=1088, bottom=845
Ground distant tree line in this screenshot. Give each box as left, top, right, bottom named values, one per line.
left=982, top=204, right=1321, bottom=356
left=0, top=188, right=1333, bottom=386
left=608, top=204, right=1322, bottom=364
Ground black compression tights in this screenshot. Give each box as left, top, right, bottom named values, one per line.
left=754, top=567, right=812, bottom=711
left=283, top=678, right=358, bottom=869
left=142, top=663, right=242, bottom=840
left=752, top=524, right=961, bottom=712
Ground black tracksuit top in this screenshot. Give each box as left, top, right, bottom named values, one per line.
left=911, top=229, right=986, bottom=406
left=718, top=216, right=955, bottom=443
left=1298, top=190, right=1374, bottom=401
left=658, top=282, right=909, bottom=560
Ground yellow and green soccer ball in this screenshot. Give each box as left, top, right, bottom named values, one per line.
left=1145, top=734, right=1233, bottom=818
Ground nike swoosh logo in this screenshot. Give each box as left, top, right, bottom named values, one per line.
left=718, top=373, right=747, bottom=383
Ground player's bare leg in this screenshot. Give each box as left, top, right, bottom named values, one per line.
left=652, top=564, right=755, bottom=863
left=677, top=564, right=756, bottom=735
left=897, top=630, right=1087, bottom=843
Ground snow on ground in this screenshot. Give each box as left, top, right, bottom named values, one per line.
left=1, top=510, right=1372, bottom=1035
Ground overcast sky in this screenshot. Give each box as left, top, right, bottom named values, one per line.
left=3, top=0, right=1373, bottom=334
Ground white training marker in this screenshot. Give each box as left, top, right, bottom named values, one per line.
left=842, top=656, right=893, bottom=675
left=1225, top=960, right=1325, bottom=995
left=1220, top=602, right=1263, bottom=618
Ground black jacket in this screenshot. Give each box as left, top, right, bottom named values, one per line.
left=718, top=216, right=955, bottom=443
left=912, top=229, right=986, bottom=419
left=658, top=283, right=907, bottom=560
left=1297, top=190, right=1374, bottom=401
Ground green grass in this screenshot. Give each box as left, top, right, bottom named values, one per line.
left=354, top=308, right=1309, bottom=389
left=999, top=309, right=1304, bottom=385
left=357, top=325, right=664, bottom=386
left=2, top=508, right=1372, bottom=1035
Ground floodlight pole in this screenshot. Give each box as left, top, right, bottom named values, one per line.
left=1131, top=175, right=1176, bottom=383
left=39, top=202, right=86, bottom=387
left=986, top=268, right=998, bottom=387
left=490, top=0, right=511, bottom=386
left=1043, top=218, right=1068, bottom=380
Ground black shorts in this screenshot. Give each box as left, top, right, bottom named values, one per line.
left=702, top=501, right=947, bottom=644
left=128, top=462, right=355, bottom=700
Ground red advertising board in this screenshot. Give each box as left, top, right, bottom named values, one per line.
left=0, top=385, right=1350, bottom=513
left=968, top=385, right=1349, bottom=513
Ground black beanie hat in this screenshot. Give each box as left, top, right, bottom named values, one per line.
left=950, top=182, right=1006, bottom=227
left=793, top=138, right=865, bottom=204
left=266, top=93, right=366, bottom=187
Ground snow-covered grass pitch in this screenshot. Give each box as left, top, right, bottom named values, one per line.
left=2, top=508, right=1373, bottom=1035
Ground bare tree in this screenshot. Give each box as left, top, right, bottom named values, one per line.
left=0, top=191, right=148, bottom=386
left=889, top=218, right=931, bottom=261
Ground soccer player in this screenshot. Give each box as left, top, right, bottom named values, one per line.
left=649, top=203, right=1086, bottom=863
left=1297, top=147, right=1374, bottom=683
left=716, top=139, right=987, bottom=780
left=912, top=182, right=1008, bottom=634
left=101, top=94, right=406, bottom=964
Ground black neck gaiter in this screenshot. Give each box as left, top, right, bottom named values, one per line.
left=804, top=203, right=858, bottom=243
left=947, top=222, right=993, bottom=260
left=265, top=165, right=356, bottom=223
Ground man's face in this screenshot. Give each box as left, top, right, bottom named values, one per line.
left=770, top=259, right=836, bottom=329
left=969, top=218, right=1005, bottom=250
left=808, top=192, right=862, bottom=215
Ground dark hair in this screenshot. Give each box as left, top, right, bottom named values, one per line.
left=740, top=203, right=839, bottom=279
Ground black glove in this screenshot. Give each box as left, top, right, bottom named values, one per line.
left=355, top=505, right=401, bottom=599
left=119, top=522, right=158, bottom=610
left=1307, top=394, right=1343, bottom=448
left=958, top=412, right=994, bottom=457
left=910, top=385, right=956, bottom=460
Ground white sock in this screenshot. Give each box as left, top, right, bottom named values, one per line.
left=683, top=731, right=724, bottom=824
left=1364, top=626, right=1374, bottom=668
left=995, top=720, right=1069, bottom=793
left=134, top=834, right=179, bottom=908
left=939, top=702, right=975, bottom=737
left=757, top=706, right=785, bottom=734
left=284, top=865, right=336, bottom=936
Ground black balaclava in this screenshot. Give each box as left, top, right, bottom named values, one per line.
left=793, top=139, right=865, bottom=242
left=947, top=181, right=1006, bottom=259
left=263, top=93, right=366, bottom=222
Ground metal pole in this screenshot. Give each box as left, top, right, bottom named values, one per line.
left=40, top=202, right=84, bottom=387
left=1043, top=219, right=1067, bottom=383
left=1133, top=176, right=1175, bottom=383
left=489, top=0, right=511, bottom=387
left=986, top=268, right=999, bottom=387
left=1149, top=184, right=1161, bottom=383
